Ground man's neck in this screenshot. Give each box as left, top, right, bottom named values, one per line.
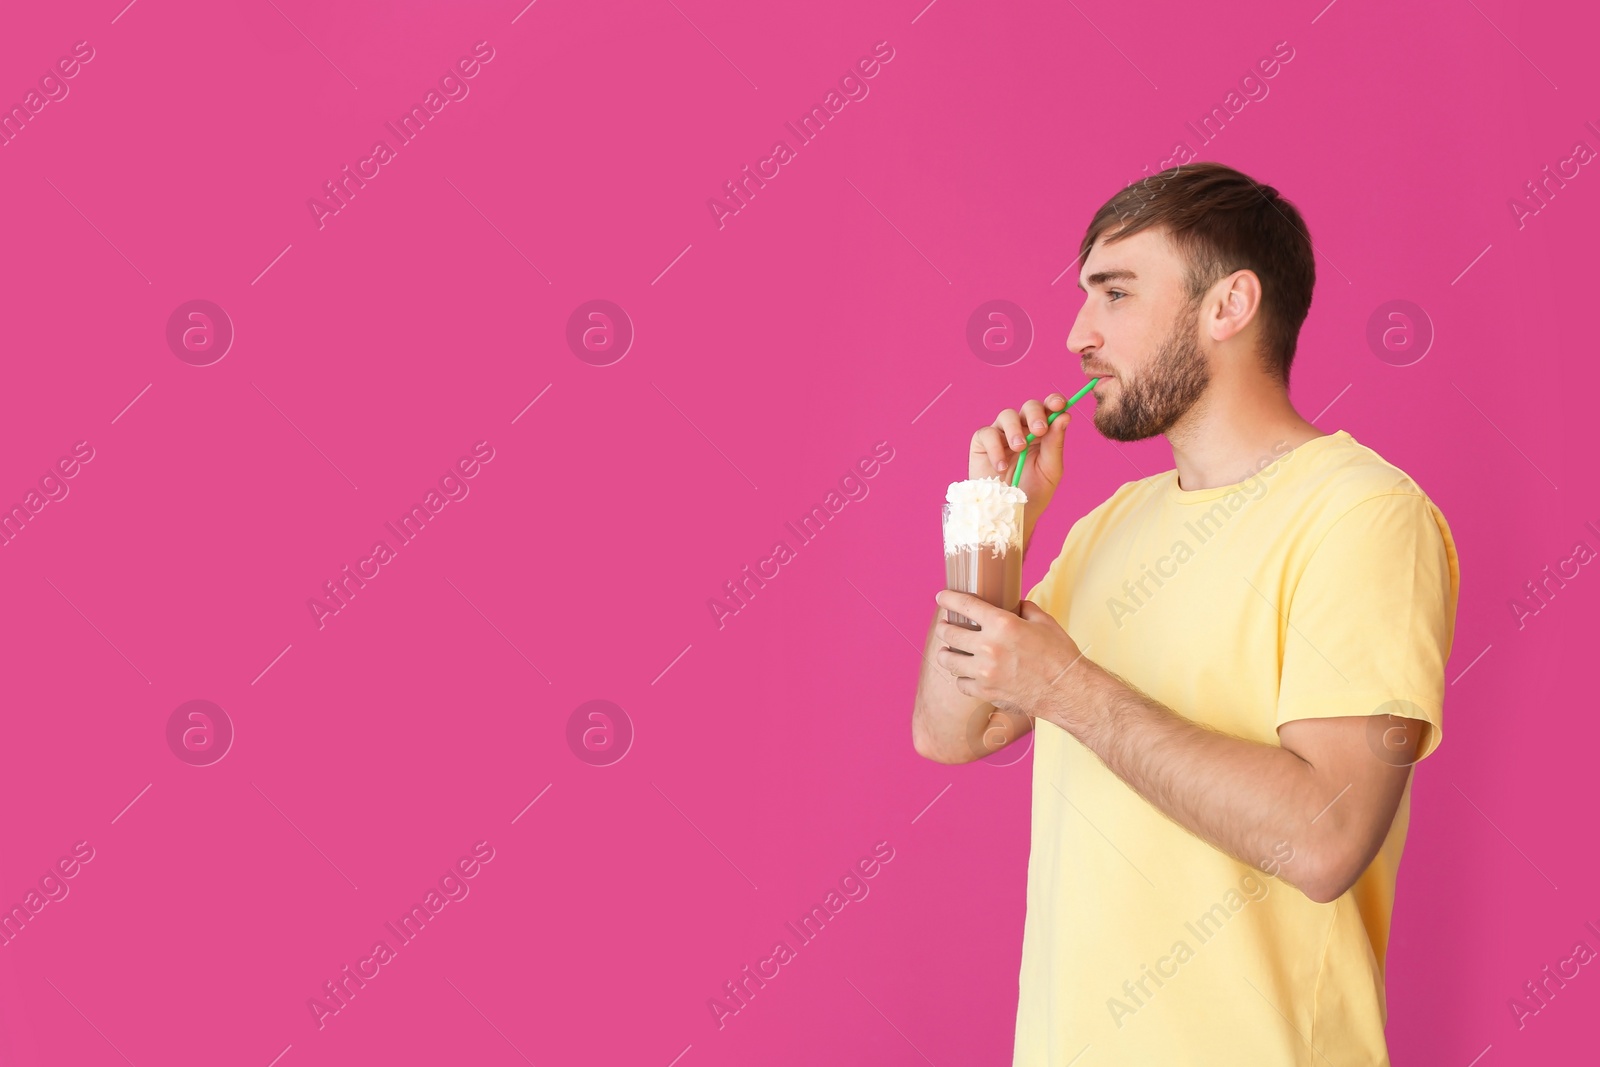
left=1164, top=374, right=1323, bottom=491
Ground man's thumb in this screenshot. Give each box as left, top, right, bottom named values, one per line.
left=1019, top=599, right=1052, bottom=623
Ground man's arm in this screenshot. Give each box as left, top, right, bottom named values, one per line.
left=930, top=590, right=1425, bottom=903
left=913, top=388, right=1071, bottom=764
left=914, top=502, right=1047, bottom=765
left=1039, top=661, right=1419, bottom=903
left=912, top=606, right=1034, bottom=764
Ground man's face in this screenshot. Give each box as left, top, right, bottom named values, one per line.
left=1067, top=228, right=1212, bottom=442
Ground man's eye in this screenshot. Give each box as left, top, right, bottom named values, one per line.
left=1107, top=290, right=1126, bottom=302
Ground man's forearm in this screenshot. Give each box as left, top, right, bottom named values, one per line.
left=912, top=605, right=993, bottom=762
left=1036, top=664, right=1340, bottom=898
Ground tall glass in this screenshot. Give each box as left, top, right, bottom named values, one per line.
left=942, top=501, right=1024, bottom=630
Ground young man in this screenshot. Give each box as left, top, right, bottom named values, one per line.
left=911, top=162, right=1459, bottom=1065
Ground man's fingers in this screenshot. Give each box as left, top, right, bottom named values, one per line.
left=975, top=398, right=1068, bottom=475
left=934, top=647, right=974, bottom=677
left=995, top=408, right=1027, bottom=453
left=934, top=619, right=979, bottom=654
left=1020, top=398, right=1049, bottom=437
left=972, top=426, right=1012, bottom=472
left=936, top=590, right=1005, bottom=628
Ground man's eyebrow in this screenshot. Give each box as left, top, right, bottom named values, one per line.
left=1077, top=268, right=1138, bottom=292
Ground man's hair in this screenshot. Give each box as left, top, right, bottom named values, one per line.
left=1078, top=162, right=1316, bottom=383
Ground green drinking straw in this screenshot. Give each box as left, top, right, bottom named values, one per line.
left=1010, top=378, right=1100, bottom=488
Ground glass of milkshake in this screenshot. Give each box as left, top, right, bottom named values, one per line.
left=943, top=478, right=1027, bottom=629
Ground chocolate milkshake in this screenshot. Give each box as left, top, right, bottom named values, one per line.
left=943, top=478, right=1026, bottom=629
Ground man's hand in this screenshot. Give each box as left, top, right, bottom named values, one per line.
left=932, top=591, right=1096, bottom=719
left=969, top=394, right=1072, bottom=552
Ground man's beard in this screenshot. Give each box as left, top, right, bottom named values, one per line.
left=1092, top=309, right=1211, bottom=443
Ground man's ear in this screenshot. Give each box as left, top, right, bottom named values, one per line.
left=1206, top=269, right=1263, bottom=345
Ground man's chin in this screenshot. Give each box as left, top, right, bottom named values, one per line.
left=1092, top=405, right=1150, bottom=443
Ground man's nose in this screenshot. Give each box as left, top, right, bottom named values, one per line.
left=1066, top=305, right=1098, bottom=357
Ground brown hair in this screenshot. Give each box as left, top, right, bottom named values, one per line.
left=1078, top=162, right=1316, bottom=383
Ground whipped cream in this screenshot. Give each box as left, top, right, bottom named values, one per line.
left=944, top=478, right=1027, bottom=554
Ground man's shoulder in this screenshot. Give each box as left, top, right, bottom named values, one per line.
left=1291, top=431, right=1445, bottom=524
left=1067, top=470, right=1167, bottom=535
left=1099, top=472, right=1164, bottom=508
left=1028, top=474, right=1162, bottom=594
left=1280, top=435, right=1459, bottom=607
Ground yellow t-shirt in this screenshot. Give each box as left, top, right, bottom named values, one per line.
left=1014, top=429, right=1459, bottom=1067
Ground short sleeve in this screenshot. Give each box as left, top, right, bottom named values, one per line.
left=1025, top=547, right=1064, bottom=619
left=1025, top=511, right=1090, bottom=623
left=1275, top=492, right=1460, bottom=762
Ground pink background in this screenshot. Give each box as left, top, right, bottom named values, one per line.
left=1, top=1, right=1596, bottom=1064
